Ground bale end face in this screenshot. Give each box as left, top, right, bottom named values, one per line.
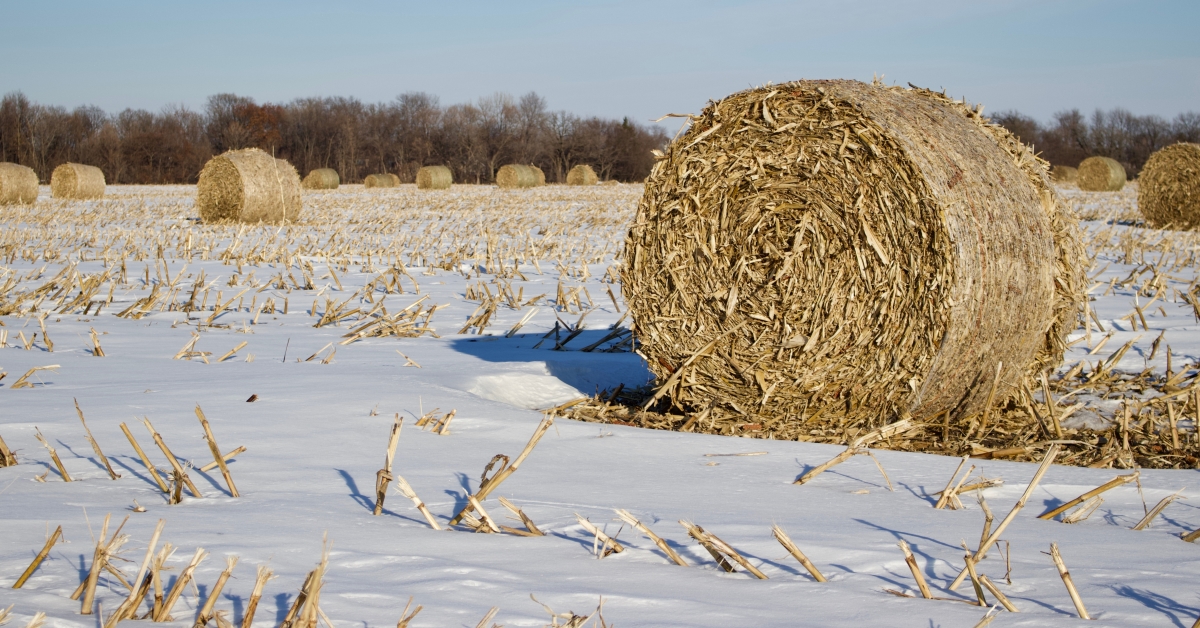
left=567, top=165, right=599, bottom=186
left=416, top=166, right=453, bottom=190
left=623, top=79, right=1084, bottom=438
left=1138, top=142, right=1200, bottom=229
left=197, top=148, right=302, bottom=224
left=0, top=163, right=39, bottom=205
left=1077, top=157, right=1126, bottom=191
left=50, top=163, right=105, bottom=200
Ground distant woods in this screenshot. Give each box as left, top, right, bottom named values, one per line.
left=0, top=91, right=668, bottom=185
left=990, top=108, right=1200, bottom=177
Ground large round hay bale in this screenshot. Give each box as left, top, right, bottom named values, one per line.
left=1138, top=143, right=1200, bottom=229
left=302, top=168, right=340, bottom=190
left=197, top=148, right=302, bottom=224
left=1051, top=165, right=1078, bottom=183
left=416, top=166, right=453, bottom=190
left=50, top=163, right=105, bottom=200
left=567, top=164, right=599, bottom=186
left=624, top=80, right=1085, bottom=436
left=1077, top=156, right=1125, bottom=191
left=364, top=173, right=400, bottom=188
left=495, top=164, right=540, bottom=189
left=0, top=163, right=38, bottom=205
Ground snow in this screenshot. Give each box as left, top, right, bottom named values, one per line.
left=1, top=183, right=1199, bottom=627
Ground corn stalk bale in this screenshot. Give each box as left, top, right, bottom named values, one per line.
left=301, top=168, right=339, bottom=190
left=532, top=165, right=546, bottom=186
left=363, top=173, right=400, bottom=188
left=415, top=166, right=452, bottom=190
left=1051, top=165, right=1078, bottom=183
left=1077, top=156, right=1125, bottom=191
left=567, top=164, right=598, bottom=186
left=623, top=80, right=1086, bottom=437
left=495, top=164, right=540, bottom=189
left=1138, top=142, right=1200, bottom=229
left=197, top=148, right=302, bottom=224
left=0, top=163, right=38, bottom=205
left=50, top=163, right=105, bottom=200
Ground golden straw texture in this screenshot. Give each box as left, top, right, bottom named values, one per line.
left=567, top=165, right=599, bottom=186
left=197, top=148, right=302, bottom=224
left=1051, top=165, right=1078, bottom=183
left=0, top=162, right=38, bottom=205
left=495, top=164, right=541, bottom=189
left=623, top=80, right=1085, bottom=437
left=364, top=173, right=400, bottom=188
left=416, top=166, right=453, bottom=190
left=1077, top=157, right=1125, bottom=191
left=1138, top=143, right=1200, bottom=229
left=302, top=168, right=340, bottom=190
left=50, top=163, right=105, bottom=200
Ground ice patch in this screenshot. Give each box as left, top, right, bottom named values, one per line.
left=467, top=372, right=585, bottom=410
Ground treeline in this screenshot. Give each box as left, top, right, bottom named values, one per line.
left=0, top=91, right=668, bottom=185
left=990, top=108, right=1200, bottom=176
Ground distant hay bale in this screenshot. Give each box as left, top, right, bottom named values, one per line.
left=416, top=166, right=453, bottom=190
left=1077, top=157, right=1125, bottom=191
left=302, top=168, right=340, bottom=190
left=50, top=163, right=105, bottom=200
left=567, top=165, right=598, bottom=186
left=196, top=148, right=302, bottom=224
left=364, top=173, right=400, bottom=188
left=624, top=80, right=1085, bottom=437
left=1138, top=142, right=1200, bottom=229
left=0, top=163, right=38, bottom=205
left=495, top=164, right=541, bottom=189
left=1051, top=165, right=1078, bottom=183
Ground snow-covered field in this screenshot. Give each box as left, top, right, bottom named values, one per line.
left=1, top=183, right=1199, bottom=627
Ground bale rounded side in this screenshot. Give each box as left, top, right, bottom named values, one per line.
left=1051, top=165, right=1078, bottom=183
left=495, top=164, right=539, bottom=189
left=567, top=164, right=599, bottom=186
left=416, top=166, right=453, bottom=190
left=197, top=148, right=302, bottom=224
left=364, top=173, right=400, bottom=188
left=302, top=168, right=340, bottom=190
left=0, top=163, right=39, bottom=205
left=1077, top=157, right=1125, bottom=191
left=532, top=165, right=546, bottom=186
left=1138, top=143, right=1200, bottom=229
left=50, top=163, right=105, bottom=200
left=624, top=79, right=1085, bottom=437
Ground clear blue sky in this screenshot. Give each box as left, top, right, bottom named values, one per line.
left=2, top=0, right=1196, bottom=126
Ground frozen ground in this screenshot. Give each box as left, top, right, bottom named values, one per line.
left=1, top=183, right=1199, bottom=627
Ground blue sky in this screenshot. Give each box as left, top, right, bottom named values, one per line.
left=2, top=0, right=1196, bottom=125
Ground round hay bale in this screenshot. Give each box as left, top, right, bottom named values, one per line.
left=50, top=163, right=105, bottom=200
left=364, top=173, right=400, bottom=188
left=495, top=164, right=540, bottom=189
left=624, top=80, right=1085, bottom=436
left=0, top=162, right=39, bottom=205
left=567, top=164, right=599, bottom=186
left=416, top=166, right=453, bottom=190
left=302, top=168, right=340, bottom=190
left=1077, top=156, right=1125, bottom=191
left=1138, top=142, right=1200, bottom=229
left=1051, top=165, right=1078, bottom=184
left=196, top=148, right=302, bottom=224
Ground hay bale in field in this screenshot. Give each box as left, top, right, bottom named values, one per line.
left=1077, top=156, right=1125, bottom=191
left=197, top=148, right=302, bottom=224
left=302, top=168, right=340, bottom=190
left=567, top=164, right=599, bottom=186
left=1138, top=143, right=1200, bottom=229
left=50, top=163, right=105, bottom=200
left=495, top=164, right=541, bottom=189
left=416, top=166, right=453, bottom=190
left=0, top=163, right=38, bottom=205
left=1051, top=165, right=1078, bottom=183
left=364, top=173, right=400, bottom=188
left=623, top=80, right=1085, bottom=437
